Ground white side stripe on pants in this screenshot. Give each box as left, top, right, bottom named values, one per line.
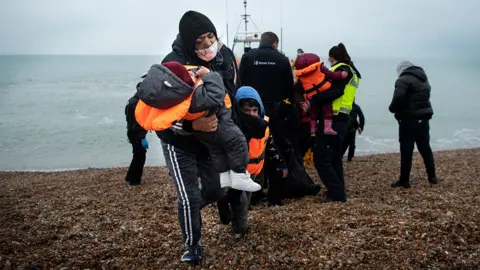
left=167, top=144, right=193, bottom=246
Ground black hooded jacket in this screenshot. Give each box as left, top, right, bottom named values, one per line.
left=125, top=93, right=147, bottom=143
left=389, top=66, right=434, bottom=120
left=156, top=35, right=239, bottom=155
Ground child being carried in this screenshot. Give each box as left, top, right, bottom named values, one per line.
left=294, top=53, right=347, bottom=136
left=137, top=61, right=261, bottom=192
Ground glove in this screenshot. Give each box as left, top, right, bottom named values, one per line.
left=141, top=138, right=149, bottom=149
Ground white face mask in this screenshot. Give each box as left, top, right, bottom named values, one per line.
left=195, top=41, right=218, bottom=62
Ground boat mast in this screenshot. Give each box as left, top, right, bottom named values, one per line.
left=226, top=0, right=229, bottom=47
left=242, top=0, right=249, bottom=52
left=232, top=0, right=261, bottom=54
left=280, top=0, right=283, bottom=51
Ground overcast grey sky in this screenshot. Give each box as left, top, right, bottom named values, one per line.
left=1, top=0, right=479, bottom=58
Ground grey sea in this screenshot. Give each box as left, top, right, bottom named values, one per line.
left=1, top=55, right=479, bottom=171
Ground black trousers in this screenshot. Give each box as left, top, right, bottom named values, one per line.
left=398, top=119, right=436, bottom=182
left=125, top=140, right=147, bottom=184
left=313, top=118, right=348, bottom=202
left=298, top=122, right=314, bottom=159
left=342, top=132, right=356, bottom=160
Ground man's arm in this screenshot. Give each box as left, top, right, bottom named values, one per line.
left=356, top=104, right=365, bottom=131
left=282, top=57, right=295, bottom=100
left=239, top=54, right=248, bottom=87
left=320, top=63, right=346, bottom=81
left=389, top=77, right=409, bottom=113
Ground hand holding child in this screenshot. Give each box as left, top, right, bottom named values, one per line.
left=341, top=71, right=348, bottom=79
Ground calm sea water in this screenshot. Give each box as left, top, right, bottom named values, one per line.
left=0, top=55, right=479, bottom=171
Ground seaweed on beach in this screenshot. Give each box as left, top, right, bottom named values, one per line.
left=0, top=149, right=479, bottom=269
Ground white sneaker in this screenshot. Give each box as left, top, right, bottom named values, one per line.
left=230, top=171, right=261, bottom=192
left=219, top=171, right=232, bottom=188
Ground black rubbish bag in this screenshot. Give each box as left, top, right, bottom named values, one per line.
left=280, top=153, right=321, bottom=199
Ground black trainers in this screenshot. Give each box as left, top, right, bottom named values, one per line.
left=391, top=180, right=411, bottom=188
left=428, top=177, right=438, bottom=185
left=180, top=245, right=203, bottom=265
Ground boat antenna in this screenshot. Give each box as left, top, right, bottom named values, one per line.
left=232, top=0, right=261, bottom=53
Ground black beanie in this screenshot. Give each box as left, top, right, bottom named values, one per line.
left=179, top=11, right=217, bottom=50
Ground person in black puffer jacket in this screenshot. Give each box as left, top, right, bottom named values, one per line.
left=389, top=61, right=437, bottom=188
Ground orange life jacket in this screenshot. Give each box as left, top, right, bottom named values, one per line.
left=246, top=116, right=270, bottom=176
left=294, top=62, right=331, bottom=100
left=134, top=65, right=232, bottom=131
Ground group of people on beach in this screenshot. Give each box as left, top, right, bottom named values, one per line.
left=123, top=10, right=438, bottom=264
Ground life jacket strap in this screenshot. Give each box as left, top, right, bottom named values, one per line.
left=248, top=150, right=266, bottom=164
left=304, top=78, right=329, bottom=96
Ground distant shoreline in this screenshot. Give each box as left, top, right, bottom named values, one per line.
left=1, top=148, right=478, bottom=173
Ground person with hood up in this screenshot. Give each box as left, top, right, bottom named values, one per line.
left=146, top=10, right=249, bottom=264
left=294, top=53, right=348, bottom=136
left=233, top=86, right=288, bottom=207
left=389, top=61, right=437, bottom=188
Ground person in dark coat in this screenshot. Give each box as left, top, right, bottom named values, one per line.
left=342, top=102, right=365, bottom=161
left=124, top=83, right=148, bottom=186
left=154, top=10, right=247, bottom=264
left=239, top=32, right=297, bottom=161
left=389, top=61, right=437, bottom=188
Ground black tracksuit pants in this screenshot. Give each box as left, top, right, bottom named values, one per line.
left=162, top=141, right=248, bottom=248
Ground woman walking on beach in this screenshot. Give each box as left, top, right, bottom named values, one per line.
left=311, top=43, right=360, bottom=203
left=389, top=61, right=437, bottom=188
left=155, top=10, right=249, bottom=264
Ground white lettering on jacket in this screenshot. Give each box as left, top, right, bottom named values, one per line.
left=253, top=60, right=276, bottom=66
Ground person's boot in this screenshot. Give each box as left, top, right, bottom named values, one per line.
left=428, top=177, right=438, bottom=185
left=219, top=171, right=232, bottom=188
left=230, top=171, right=261, bottom=192
left=391, top=180, right=411, bottom=188
left=181, top=245, right=203, bottom=265
left=323, top=119, right=337, bottom=135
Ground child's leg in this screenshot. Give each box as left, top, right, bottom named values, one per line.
left=322, top=104, right=337, bottom=135
left=309, top=100, right=318, bottom=136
